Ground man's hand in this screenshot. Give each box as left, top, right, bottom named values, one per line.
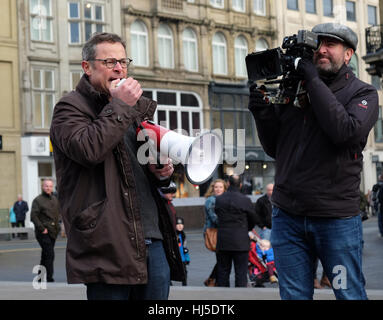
left=42, top=228, right=48, bottom=234
left=110, top=77, right=143, bottom=106
left=296, top=58, right=319, bottom=82
left=248, top=84, right=271, bottom=111
left=148, top=158, right=174, bottom=180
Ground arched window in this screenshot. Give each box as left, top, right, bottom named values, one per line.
left=212, top=32, right=227, bottom=75
left=349, top=53, right=359, bottom=78
left=255, top=38, right=269, bottom=52
left=183, top=28, right=198, bottom=72
left=158, top=24, right=174, bottom=69
left=235, top=35, right=248, bottom=77
left=130, top=20, right=149, bottom=67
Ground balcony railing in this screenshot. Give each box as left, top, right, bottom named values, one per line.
left=366, top=25, right=383, bottom=54
left=162, top=0, right=183, bottom=11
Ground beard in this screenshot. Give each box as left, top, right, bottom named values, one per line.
left=314, top=54, right=344, bottom=77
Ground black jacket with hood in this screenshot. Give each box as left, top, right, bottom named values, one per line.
left=249, top=64, right=379, bottom=218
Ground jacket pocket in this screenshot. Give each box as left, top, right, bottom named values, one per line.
left=73, top=199, right=107, bottom=231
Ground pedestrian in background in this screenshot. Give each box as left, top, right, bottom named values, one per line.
left=159, top=181, right=178, bottom=230
left=31, top=179, right=60, bottom=282
left=215, top=175, right=258, bottom=287
left=9, top=206, right=17, bottom=239
left=372, top=175, right=383, bottom=238
left=203, top=179, right=227, bottom=287
left=175, top=217, right=190, bottom=286
left=254, top=183, right=274, bottom=240
left=13, top=194, right=28, bottom=239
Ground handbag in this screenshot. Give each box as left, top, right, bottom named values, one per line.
left=204, top=228, right=217, bottom=252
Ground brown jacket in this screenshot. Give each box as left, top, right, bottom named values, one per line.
left=50, top=75, right=184, bottom=284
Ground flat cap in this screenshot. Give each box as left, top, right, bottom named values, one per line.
left=312, top=23, right=358, bottom=51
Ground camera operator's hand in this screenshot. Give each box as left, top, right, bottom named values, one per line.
left=248, top=84, right=271, bottom=112
left=296, top=58, right=319, bottom=83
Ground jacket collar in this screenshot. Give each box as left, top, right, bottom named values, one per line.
left=76, top=74, right=110, bottom=115
left=228, top=185, right=241, bottom=192
left=321, top=63, right=355, bottom=93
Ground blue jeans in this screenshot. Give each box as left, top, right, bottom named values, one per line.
left=271, top=207, right=367, bottom=300
left=86, top=239, right=170, bottom=300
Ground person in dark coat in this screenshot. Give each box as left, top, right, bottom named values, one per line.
left=159, top=181, right=178, bottom=230
left=254, top=183, right=273, bottom=240
left=248, top=23, right=378, bottom=300
left=31, top=179, right=60, bottom=282
left=13, top=195, right=29, bottom=238
left=50, top=32, right=184, bottom=300
left=214, top=175, right=258, bottom=287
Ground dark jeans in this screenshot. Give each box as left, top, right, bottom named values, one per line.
left=216, top=250, right=249, bottom=287
left=209, top=262, right=217, bottom=279
left=16, top=220, right=26, bottom=238
left=271, top=207, right=367, bottom=300
left=86, top=239, right=170, bottom=300
left=35, top=233, right=56, bottom=281
left=10, top=223, right=17, bottom=238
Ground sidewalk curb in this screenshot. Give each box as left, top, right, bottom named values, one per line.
left=0, top=282, right=382, bottom=300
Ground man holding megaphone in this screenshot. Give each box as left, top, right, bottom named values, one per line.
left=50, top=32, right=185, bottom=300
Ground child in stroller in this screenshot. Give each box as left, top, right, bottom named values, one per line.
left=248, top=231, right=278, bottom=287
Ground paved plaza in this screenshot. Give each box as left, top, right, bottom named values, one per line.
left=0, top=216, right=382, bottom=300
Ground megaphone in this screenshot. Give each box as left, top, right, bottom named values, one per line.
left=137, top=120, right=222, bottom=185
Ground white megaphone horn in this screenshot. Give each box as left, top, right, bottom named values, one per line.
left=136, top=120, right=223, bottom=185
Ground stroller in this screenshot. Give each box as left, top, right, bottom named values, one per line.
left=248, top=230, right=278, bottom=287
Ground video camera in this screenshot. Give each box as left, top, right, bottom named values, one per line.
left=246, top=30, right=319, bottom=105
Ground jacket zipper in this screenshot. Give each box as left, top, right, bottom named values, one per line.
left=291, top=112, right=307, bottom=209
left=116, top=145, right=141, bottom=258
left=128, top=190, right=141, bottom=258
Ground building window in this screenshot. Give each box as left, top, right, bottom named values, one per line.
left=210, top=0, right=224, bottom=8
left=368, top=5, right=377, bottom=25
left=349, top=54, right=358, bottom=78
left=233, top=0, right=245, bottom=12
left=375, top=107, right=383, bottom=143
left=323, top=0, right=333, bottom=17
left=306, top=0, right=316, bottom=14
left=372, top=76, right=381, bottom=91
left=255, top=38, right=269, bottom=51
left=30, top=0, right=53, bottom=42
left=212, top=32, right=228, bottom=75
left=68, top=1, right=105, bottom=44
left=131, top=20, right=149, bottom=67
left=235, top=36, right=248, bottom=77
left=183, top=28, right=198, bottom=72
left=287, top=0, right=298, bottom=10
left=143, top=89, right=203, bottom=135
left=254, top=0, right=266, bottom=16
left=70, top=70, right=83, bottom=90
left=209, top=85, right=260, bottom=148
left=346, top=1, right=356, bottom=21
left=32, top=69, right=55, bottom=129
left=158, top=24, right=174, bottom=69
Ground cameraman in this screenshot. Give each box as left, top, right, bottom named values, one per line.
left=248, top=23, right=378, bottom=300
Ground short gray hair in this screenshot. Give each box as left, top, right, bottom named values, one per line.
left=82, top=32, right=126, bottom=61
